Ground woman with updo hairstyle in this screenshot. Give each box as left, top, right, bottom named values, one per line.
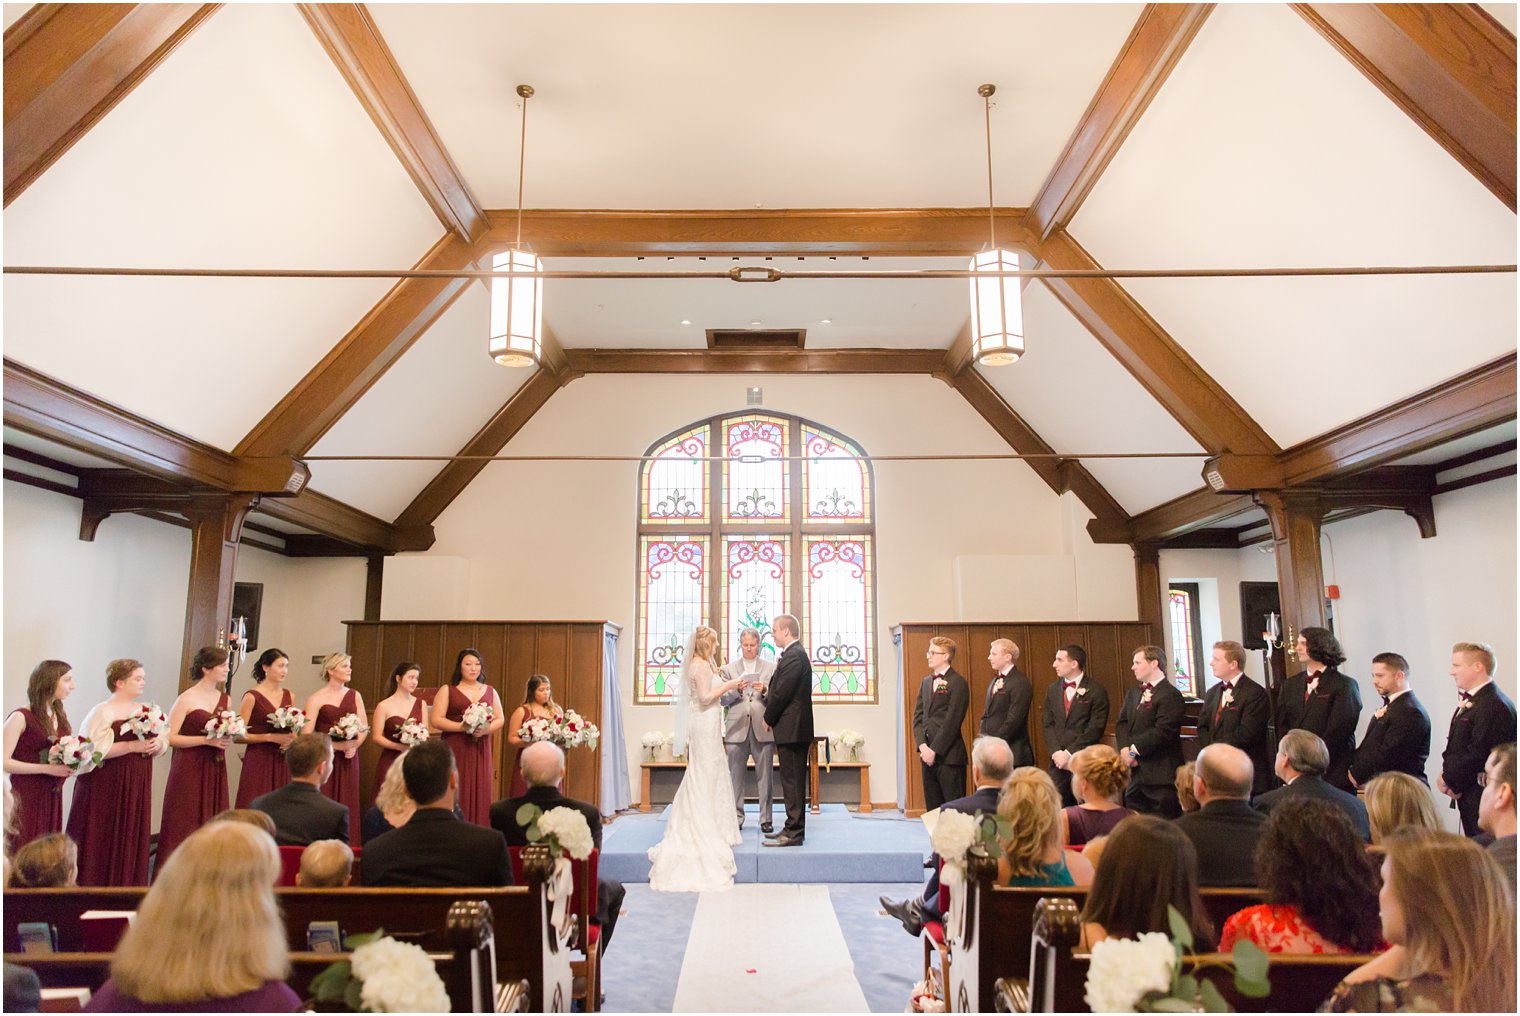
left=157, top=647, right=235, bottom=866
left=1080, top=814, right=1212, bottom=950
left=233, top=648, right=295, bottom=808
left=371, top=662, right=427, bottom=791
left=997, top=767, right=1094, bottom=887
left=302, top=653, right=367, bottom=837
left=67, top=659, right=166, bottom=885
left=506, top=672, right=564, bottom=797
left=8, top=832, right=77, bottom=888
left=432, top=649, right=504, bottom=824
left=3, top=661, right=77, bottom=853
left=1062, top=744, right=1135, bottom=847
left=1280, top=625, right=1362, bottom=792
left=1364, top=771, right=1441, bottom=845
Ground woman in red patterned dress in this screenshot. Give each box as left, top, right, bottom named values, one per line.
left=156, top=647, right=235, bottom=867
left=371, top=662, right=426, bottom=792
left=302, top=653, right=367, bottom=837
left=234, top=648, right=296, bottom=808
left=432, top=649, right=503, bottom=825
left=3, top=660, right=78, bottom=852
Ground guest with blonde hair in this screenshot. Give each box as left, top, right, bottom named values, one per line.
left=298, top=839, right=354, bottom=887
left=997, top=767, right=1093, bottom=887
left=1364, top=771, right=1440, bottom=845
left=8, top=833, right=77, bottom=888
left=1062, top=744, right=1134, bottom=846
left=209, top=808, right=277, bottom=840
left=84, top=821, right=298, bottom=1011
left=1175, top=762, right=1200, bottom=813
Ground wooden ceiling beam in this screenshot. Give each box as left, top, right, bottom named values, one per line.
left=1089, top=486, right=1259, bottom=544
left=259, top=488, right=433, bottom=553
left=298, top=3, right=487, bottom=242
left=563, top=348, right=950, bottom=376
left=3, top=3, right=219, bottom=207
left=1293, top=3, right=1516, bottom=211
left=1024, top=4, right=1214, bottom=241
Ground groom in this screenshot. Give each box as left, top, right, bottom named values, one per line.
left=762, top=613, right=814, bottom=847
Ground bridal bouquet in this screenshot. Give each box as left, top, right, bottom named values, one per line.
left=43, top=734, right=104, bottom=774
left=554, top=710, right=600, bottom=750
left=328, top=713, right=367, bottom=742
left=518, top=715, right=555, bottom=743
left=462, top=701, right=495, bottom=735
left=267, top=705, right=305, bottom=732
left=516, top=803, right=595, bottom=861
left=204, top=709, right=247, bottom=740
left=307, top=931, right=450, bottom=1013
left=123, top=703, right=169, bottom=740
left=1084, top=906, right=1270, bottom=1012
left=397, top=717, right=429, bottom=746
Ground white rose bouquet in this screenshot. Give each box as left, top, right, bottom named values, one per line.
left=397, top=717, right=429, bottom=746
left=1084, top=933, right=1177, bottom=1012
left=267, top=705, right=305, bottom=732
left=307, top=932, right=450, bottom=1013
left=1084, top=906, right=1271, bottom=1012
left=517, top=803, right=595, bottom=860
left=518, top=714, right=554, bottom=743
left=830, top=728, right=865, bottom=755
left=122, top=703, right=169, bottom=740
left=43, top=734, right=104, bottom=774
left=640, top=730, right=667, bottom=749
left=203, top=709, right=246, bottom=740
left=462, top=701, right=495, bottom=735
left=554, top=710, right=600, bottom=750
left=328, top=713, right=367, bottom=742
left=928, top=808, right=1006, bottom=886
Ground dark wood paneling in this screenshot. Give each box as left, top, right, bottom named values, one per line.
left=564, top=347, right=949, bottom=376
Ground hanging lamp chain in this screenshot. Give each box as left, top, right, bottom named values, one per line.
left=980, top=83, right=997, bottom=251
left=515, top=84, right=534, bottom=251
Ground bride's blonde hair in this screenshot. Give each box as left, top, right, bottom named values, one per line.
left=692, top=626, right=721, bottom=667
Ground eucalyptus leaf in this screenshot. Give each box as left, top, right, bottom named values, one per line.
left=1175, top=973, right=1199, bottom=999
left=516, top=803, right=542, bottom=826
left=345, top=930, right=381, bottom=949
left=1166, top=904, right=1195, bottom=950
left=1197, top=977, right=1230, bottom=1012
left=312, top=961, right=352, bottom=1002
left=1143, top=997, right=1200, bottom=1012
left=343, top=978, right=365, bottom=1011
left=1232, top=939, right=1270, bottom=988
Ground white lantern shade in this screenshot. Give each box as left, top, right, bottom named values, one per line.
left=489, top=248, right=543, bottom=367
left=968, top=248, right=1025, bottom=366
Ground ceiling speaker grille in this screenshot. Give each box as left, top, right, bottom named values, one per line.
left=706, top=328, right=807, bottom=349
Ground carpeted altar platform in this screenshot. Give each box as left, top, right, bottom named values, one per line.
left=600, top=804, right=929, bottom=884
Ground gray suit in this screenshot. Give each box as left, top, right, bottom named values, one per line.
left=720, top=656, right=777, bottom=826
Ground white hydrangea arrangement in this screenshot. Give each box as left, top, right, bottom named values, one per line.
left=1084, top=906, right=1271, bottom=1012
left=307, top=932, right=450, bottom=1013
left=640, top=730, right=667, bottom=750
left=927, top=808, right=1005, bottom=886
left=829, top=728, right=865, bottom=758
left=517, top=803, right=595, bottom=861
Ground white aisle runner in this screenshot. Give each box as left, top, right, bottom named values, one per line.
left=672, top=883, right=871, bottom=1013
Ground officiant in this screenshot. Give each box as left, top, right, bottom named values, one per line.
left=720, top=628, right=777, bottom=833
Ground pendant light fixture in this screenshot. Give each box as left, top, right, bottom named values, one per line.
left=489, top=84, right=543, bottom=367
left=969, top=83, right=1024, bottom=366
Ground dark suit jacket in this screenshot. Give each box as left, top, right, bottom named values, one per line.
left=763, top=641, right=814, bottom=745
left=1195, top=676, right=1273, bottom=795
left=490, top=785, right=602, bottom=851
left=1349, top=691, right=1431, bottom=786
left=1253, top=774, right=1371, bottom=841
left=1114, top=679, right=1186, bottom=788
left=1278, top=668, right=1363, bottom=791
left=913, top=669, right=970, bottom=767
left=250, top=780, right=349, bottom=846
left=979, top=668, right=1034, bottom=768
left=1442, top=682, right=1519, bottom=796
left=1172, top=799, right=1267, bottom=887
left=359, top=808, right=513, bottom=887
left=1039, top=674, right=1110, bottom=766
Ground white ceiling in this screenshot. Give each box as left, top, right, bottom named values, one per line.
left=1391, top=420, right=1517, bottom=466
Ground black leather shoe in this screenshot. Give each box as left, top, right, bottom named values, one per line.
left=880, top=896, right=924, bottom=937
left=763, top=835, right=803, bottom=847
left=760, top=822, right=774, bottom=834
left=764, top=828, right=785, bottom=839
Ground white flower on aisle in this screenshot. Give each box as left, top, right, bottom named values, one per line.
left=266, top=706, right=305, bottom=732
left=203, top=710, right=246, bottom=740
left=328, top=713, right=368, bottom=741
left=536, top=806, right=596, bottom=860
left=348, top=935, right=451, bottom=1013
left=397, top=717, right=429, bottom=746
left=1083, top=932, right=1176, bottom=1013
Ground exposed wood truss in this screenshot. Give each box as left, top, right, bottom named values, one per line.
left=561, top=348, right=949, bottom=376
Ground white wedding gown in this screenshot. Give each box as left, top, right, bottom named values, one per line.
left=648, top=660, right=741, bottom=892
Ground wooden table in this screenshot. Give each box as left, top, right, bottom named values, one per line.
left=639, top=739, right=872, bottom=814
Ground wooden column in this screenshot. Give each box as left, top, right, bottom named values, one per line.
left=180, top=493, right=260, bottom=687
left=1256, top=490, right=1327, bottom=640
left=364, top=555, right=385, bottom=621
left=1132, top=541, right=1165, bottom=634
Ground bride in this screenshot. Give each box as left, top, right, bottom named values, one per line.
left=648, top=625, right=745, bottom=892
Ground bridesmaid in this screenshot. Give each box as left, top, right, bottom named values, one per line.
left=432, top=649, right=504, bottom=825
left=156, top=647, right=234, bottom=867
left=234, top=649, right=296, bottom=808
left=67, top=659, right=167, bottom=885
left=371, top=662, right=426, bottom=792
left=303, top=653, right=366, bottom=836
left=3, top=661, right=77, bottom=852
left=505, top=673, right=563, bottom=798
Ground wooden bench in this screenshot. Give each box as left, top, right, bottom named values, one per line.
left=640, top=752, right=872, bottom=813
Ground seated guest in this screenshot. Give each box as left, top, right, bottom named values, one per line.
left=250, top=733, right=349, bottom=846
left=1063, top=744, right=1134, bottom=846
left=491, top=741, right=624, bottom=952
left=1478, top=742, right=1516, bottom=888
left=1364, top=772, right=1440, bottom=846
left=1082, top=834, right=1110, bottom=869
left=362, top=748, right=416, bottom=843
left=1254, top=730, right=1371, bottom=841
left=209, top=808, right=277, bottom=839
left=1220, top=798, right=1383, bottom=955
left=360, top=739, right=512, bottom=888
left=8, top=833, right=76, bottom=887
left=83, top=821, right=300, bottom=1012
left=1175, top=762, right=1199, bottom=813
left=1080, top=814, right=1213, bottom=950
left=1321, top=829, right=1515, bottom=1012
left=997, top=767, right=1094, bottom=887
left=297, top=839, right=353, bottom=888
left=4, top=962, right=40, bottom=1015
left=1172, top=743, right=1267, bottom=887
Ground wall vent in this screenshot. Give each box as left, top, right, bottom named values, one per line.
left=705, top=328, right=806, bottom=349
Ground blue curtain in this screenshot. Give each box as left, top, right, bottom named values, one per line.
left=599, top=627, right=632, bottom=814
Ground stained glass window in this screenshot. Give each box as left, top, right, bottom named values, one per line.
left=635, top=413, right=876, bottom=703
left=1168, top=583, right=1203, bottom=697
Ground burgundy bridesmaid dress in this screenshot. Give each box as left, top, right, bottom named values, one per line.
left=155, top=693, right=231, bottom=869
left=6, top=708, right=64, bottom=853
left=234, top=688, right=293, bottom=808
left=374, top=697, right=424, bottom=792
left=444, top=685, right=496, bottom=825
left=68, top=716, right=153, bottom=885
left=315, top=689, right=363, bottom=840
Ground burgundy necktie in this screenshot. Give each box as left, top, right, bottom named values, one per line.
left=1214, top=683, right=1233, bottom=721
left=1063, top=681, right=1076, bottom=716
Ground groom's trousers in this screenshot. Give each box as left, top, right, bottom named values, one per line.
left=776, top=741, right=809, bottom=839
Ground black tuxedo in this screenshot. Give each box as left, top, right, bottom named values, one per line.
left=1172, top=799, right=1267, bottom=887
left=979, top=667, right=1034, bottom=768
left=920, top=785, right=1001, bottom=921
left=360, top=808, right=513, bottom=887
left=1195, top=676, right=1273, bottom=795
left=763, top=641, right=815, bottom=839
left=1114, top=679, right=1186, bottom=817
left=1441, top=682, right=1518, bottom=835
left=1040, top=674, right=1110, bottom=807
left=1348, top=691, right=1431, bottom=787
left=1254, top=774, right=1371, bottom=841
left=490, top=786, right=623, bottom=952
left=1278, top=668, right=1363, bottom=792
left=250, top=780, right=349, bottom=846
left=914, top=668, right=970, bottom=810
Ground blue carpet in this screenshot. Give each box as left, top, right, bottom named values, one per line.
left=601, top=804, right=929, bottom=884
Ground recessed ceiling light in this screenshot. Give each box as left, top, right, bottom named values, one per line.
left=681, top=319, right=692, bottom=326
left=821, top=318, right=833, bottom=325
left=750, top=319, right=762, bottom=326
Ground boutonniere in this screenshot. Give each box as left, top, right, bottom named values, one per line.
left=1306, top=676, right=1320, bottom=696
left=1221, top=689, right=1235, bottom=708
left=1076, top=686, right=1088, bottom=698
left=1459, top=698, right=1475, bottom=712
left=991, top=677, right=1005, bottom=695
left=933, top=677, right=948, bottom=693
left=1374, top=706, right=1388, bottom=719
left=1140, top=687, right=1153, bottom=705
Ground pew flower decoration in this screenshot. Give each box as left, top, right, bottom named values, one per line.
left=1084, top=905, right=1270, bottom=1012
left=328, top=713, right=368, bottom=742
left=307, top=931, right=450, bottom=1013
left=43, top=734, right=104, bottom=774
left=123, top=703, right=169, bottom=740
left=928, top=809, right=1006, bottom=887
left=555, top=710, right=600, bottom=750
left=516, top=803, right=595, bottom=861
left=204, top=709, right=247, bottom=740
left=519, top=715, right=555, bottom=743
left=267, top=706, right=305, bottom=732
left=397, top=717, right=430, bottom=746
left=462, top=701, right=496, bottom=736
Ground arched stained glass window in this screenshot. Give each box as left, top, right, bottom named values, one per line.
left=635, top=412, right=877, bottom=704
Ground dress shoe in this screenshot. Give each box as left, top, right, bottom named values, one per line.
left=763, top=834, right=803, bottom=847
left=764, top=828, right=785, bottom=839
left=879, top=896, right=924, bottom=937
left=760, top=822, right=774, bottom=834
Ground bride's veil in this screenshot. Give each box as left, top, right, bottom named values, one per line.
left=669, top=627, right=701, bottom=757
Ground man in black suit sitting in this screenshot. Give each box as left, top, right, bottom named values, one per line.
left=1040, top=645, right=1110, bottom=807
left=250, top=733, right=349, bottom=846
left=1254, top=729, right=1371, bottom=841
left=360, top=739, right=513, bottom=887
left=1115, top=645, right=1186, bottom=817
left=1172, top=743, right=1267, bottom=887
left=491, top=741, right=624, bottom=953
left=1348, top=652, right=1431, bottom=789
left=1439, top=641, right=1519, bottom=835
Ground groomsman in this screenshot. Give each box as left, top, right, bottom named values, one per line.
left=1439, top=641, right=1518, bottom=835
left=1114, top=646, right=1185, bottom=817
left=1347, top=652, right=1431, bottom=788
left=913, top=637, right=970, bottom=811
left=978, top=638, right=1034, bottom=768
left=1194, top=641, right=1273, bottom=796
left=719, top=628, right=777, bottom=832
left=1279, top=627, right=1363, bottom=792
left=1040, top=645, right=1109, bottom=807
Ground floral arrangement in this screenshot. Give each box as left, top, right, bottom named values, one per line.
left=553, top=710, right=600, bottom=750
left=307, top=931, right=450, bottom=1013
left=43, top=734, right=104, bottom=774
left=640, top=730, right=667, bottom=750
left=267, top=705, right=305, bottom=732
left=515, top=803, right=595, bottom=860
left=518, top=715, right=555, bottom=743
left=328, top=713, right=367, bottom=742
left=203, top=709, right=247, bottom=740
left=397, top=717, right=429, bottom=746
left=829, top=729, right=865, bottom=753
left=122, top=703, right=168, bottom=740
left=462, top=701, right=496, bottom=735
left=1084, top=906, right=1269, bottom=1012
left=928, top=808, right=1007, bottom=886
